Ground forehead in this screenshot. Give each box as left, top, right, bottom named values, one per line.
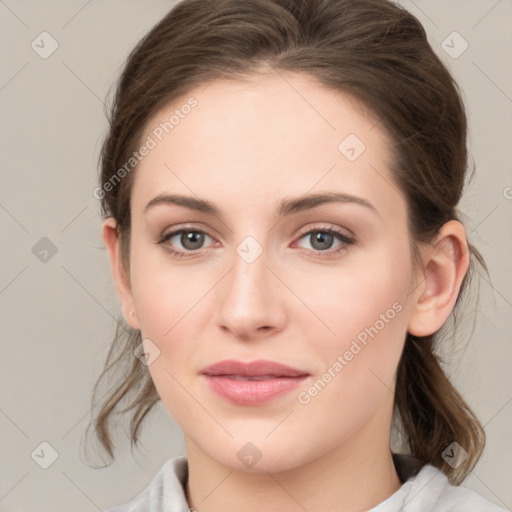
left=131, top=71, right=403, bottom=220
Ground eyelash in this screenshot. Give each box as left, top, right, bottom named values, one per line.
left=156, top=223, right=355, bottom=260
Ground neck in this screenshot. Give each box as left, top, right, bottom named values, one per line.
left=185, top=414, right=402, bottom=512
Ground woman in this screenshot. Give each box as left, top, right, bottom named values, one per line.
left=90, top=0, right=507, bottom=510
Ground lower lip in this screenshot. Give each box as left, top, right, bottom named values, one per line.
left=203, top=375, right=308, bottom=405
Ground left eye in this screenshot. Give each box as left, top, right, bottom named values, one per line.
left=296, top=229, right=353, bottom=252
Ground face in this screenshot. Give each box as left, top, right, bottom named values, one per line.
left=121, top=71, right=418, bottom=472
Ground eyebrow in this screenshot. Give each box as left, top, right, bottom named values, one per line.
left=144, top=191, right=378, bottom=218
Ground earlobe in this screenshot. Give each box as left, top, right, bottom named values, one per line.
left=407, top=220, right=470, bottom=337
left=101, top=218, right=140, bottom=330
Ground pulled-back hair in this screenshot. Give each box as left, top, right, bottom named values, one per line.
left=88, top=0, right=486, bottom=485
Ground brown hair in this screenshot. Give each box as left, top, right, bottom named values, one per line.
left=88, top=0, right=486, bottom=484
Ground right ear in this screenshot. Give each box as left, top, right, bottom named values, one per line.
left=101, top=218, right=140, bottom=330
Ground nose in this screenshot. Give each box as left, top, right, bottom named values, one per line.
left=215, top=237, right=287, bottom=341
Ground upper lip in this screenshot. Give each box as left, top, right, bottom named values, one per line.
left=201, top=359, right=309, bottom=378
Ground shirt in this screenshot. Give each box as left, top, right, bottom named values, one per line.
left=105, top=453, right=508, bottom=511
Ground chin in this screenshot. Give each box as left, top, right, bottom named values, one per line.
left=195, top=435, right=310, bottom=475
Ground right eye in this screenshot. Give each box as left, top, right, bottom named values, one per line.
left=157, top=228, right=216, bottom=258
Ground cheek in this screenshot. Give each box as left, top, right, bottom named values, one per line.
left=296, top=245, right=413, bottom=394
left=129, top=239, right=213, bottom=341
left=295, top=251, right=412, bottom=348
left=291, top=266, right=411, bottom=443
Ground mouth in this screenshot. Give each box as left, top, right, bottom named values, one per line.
left=201, top=359, right=310, bottom=405
left=217, top=375, right=291, bottom=380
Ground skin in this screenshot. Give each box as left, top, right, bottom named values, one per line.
left=103, top=70, right=469, bottom=512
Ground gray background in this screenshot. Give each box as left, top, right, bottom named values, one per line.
left=0, top=1, right=511, bottom=510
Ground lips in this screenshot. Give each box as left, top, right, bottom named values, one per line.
left=201, top=359, right=309, bottom=378
left=201, top=359, right=310, bottom=405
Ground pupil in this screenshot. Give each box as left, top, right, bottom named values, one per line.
left=182, top=231, right=204, bottom=250
left=312, top=232, right=333, bottom=250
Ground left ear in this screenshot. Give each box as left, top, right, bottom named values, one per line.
left=407, top=220, right=470, bottom=337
